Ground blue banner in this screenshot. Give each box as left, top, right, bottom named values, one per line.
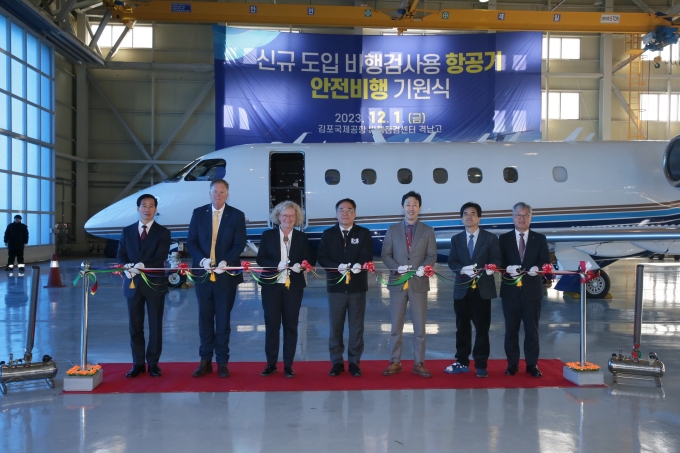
left=213, top=26, right=542, bottom=147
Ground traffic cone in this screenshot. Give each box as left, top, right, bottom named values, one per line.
left=44, top=254, right=66, bottom=288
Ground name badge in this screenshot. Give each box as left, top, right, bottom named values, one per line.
left=351, top=238, right=359, bottom=244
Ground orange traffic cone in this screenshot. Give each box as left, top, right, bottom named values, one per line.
left=44, top=254, right=66, bottom=288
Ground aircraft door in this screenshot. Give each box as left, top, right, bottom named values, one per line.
left=269, top=152, right=306, bottom=229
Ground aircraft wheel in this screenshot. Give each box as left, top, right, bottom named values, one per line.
left=168, top=272, right=185, bottom=289
left=585, top=270, right=610, bottom=299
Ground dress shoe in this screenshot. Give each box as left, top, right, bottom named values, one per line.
left=505, top=366, right=519, bottom=376
left=329, top=363, right=345, bottom=377
left=412, top=362, right=432, bottom=378
left=476, top=368, right=489, bottom=378
left=382, top=361, right=402, bottom=376
left=218, top=364, right=230, bottom=378
left=444, top=362, right=469, bottom=374
left=284, top=367, right=295, bottom=378
left=148, top=364, right=162, bottom=377
left=526, top=365, right=542, bottom=378
left=192, top=359, right=212, bottom=377
left=349, top=362, right=362, bottom=377
left=125, top=365, right=146, bottom=378
left=261, top=365, right=277, bottom=376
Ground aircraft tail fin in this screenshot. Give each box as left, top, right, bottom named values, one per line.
left=293, top=133, right=308, bottom=144
left=371, top=129, right=386, bottom=143
left=584, top=133, right=595, bottom=141
left=564, top=127, right=583, bottom=142
left=424, top=132, right=437, bottom=142
left=477, top=133, right=490, bottom=143
left=508, top=132, right=521, bottom=142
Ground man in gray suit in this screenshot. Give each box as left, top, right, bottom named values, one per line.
left=445, top=202, right=501, bottom=378
left=381, top=191, right=438, bottom=378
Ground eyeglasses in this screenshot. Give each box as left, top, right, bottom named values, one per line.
left=337, top=209, right=355, bottom=214
left=513, top=213, right=531, bottom=219
left=280, top=214, right=295, bottom=219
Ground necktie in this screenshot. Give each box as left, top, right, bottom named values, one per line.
left=405, top=224, right=413, bottom=253
left=519, top=233, right=526, bottom=261
left=468, top=234, right=474, bottom=258
left=342, top=230, right=349, bottom=247
left=210, top=211, right=219, bottom=265
left=140, top=225, right=147, bottom=241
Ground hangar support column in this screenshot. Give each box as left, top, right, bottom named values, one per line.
left=598, top=0, right=613, bottom=141
left=75, top=14, right=89, bottom=250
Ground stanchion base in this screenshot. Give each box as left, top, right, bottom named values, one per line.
left=563, top=366, right=604, bottom=386
left=63, top=369, right=104, bottom=392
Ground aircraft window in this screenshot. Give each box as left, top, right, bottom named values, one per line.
left=503, top=167, right=518, bottom=183
left=397, top=168, right=412, bottom=184
left=184, top=159, right=227, bottom=182
left=467, top=168, right=482, bottom=183
left=325, top=169, right=340, bottom=185
left=164, top=158, right=200, bottom=182
left=552, top=166, right=568, bottom=182
left=362, top=169, right=376, bottom=185
left=433, top=168, right=448, bottom=184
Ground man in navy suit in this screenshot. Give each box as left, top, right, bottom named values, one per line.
left=445, top=202, right=501, bottom=378
left=116, top=194, right=171, bottom=378
left=187, top=179, right=246, bottom=378
left=499, top=202, right=553, bottom=378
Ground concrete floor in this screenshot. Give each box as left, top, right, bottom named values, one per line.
left=1, top=257, right=678, bottom=453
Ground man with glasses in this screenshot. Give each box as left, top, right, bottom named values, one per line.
left=499, top=202, right=552, bottom=378
left=445, top=202, right=500, bottom=378
left=318, top=199, right=374, bottom=377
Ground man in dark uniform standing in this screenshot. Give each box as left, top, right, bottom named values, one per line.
left=5, top=215, right=29, bottom=274
left=318, top=198, right=374, bottom=377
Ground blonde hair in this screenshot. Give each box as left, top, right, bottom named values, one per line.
left=270, top=201, right=304, bottom=226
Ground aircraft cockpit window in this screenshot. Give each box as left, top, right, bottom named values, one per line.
left=552, top=166, right=568, bottom=182
left=503, top=167, right=518, bottom=183
left=397, top=168, right=412, bottom=184
left=362, top=169, right=377, bottom=185
left=325, top=169, right=340, bottom=185
left=163, top=158, right=200, bottom=182
left=467, top=168, right=482, bottom=183
left=184, top=159, right=227, bottom=182
left=433, top=168, right=448, bottom=184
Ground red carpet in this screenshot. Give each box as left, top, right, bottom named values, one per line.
left=64, top=359, right=597, bottom=394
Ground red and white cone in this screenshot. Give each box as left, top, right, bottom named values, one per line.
left=44, top=254, right=66, bottom=288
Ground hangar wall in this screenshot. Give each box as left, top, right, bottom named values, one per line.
left=41, top=8, right=680, bottom=254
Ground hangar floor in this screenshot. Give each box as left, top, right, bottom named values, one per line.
left=1, top=258, right=679, bottom=452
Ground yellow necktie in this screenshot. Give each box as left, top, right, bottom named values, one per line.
left=210, top=211, right=219, bottom=265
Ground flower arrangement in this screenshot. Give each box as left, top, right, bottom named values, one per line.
left=566, top=361, right=601, bottom=372
left=66, top=365, right=102, bottom=376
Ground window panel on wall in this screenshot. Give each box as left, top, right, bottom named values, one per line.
left=11, top=98, right=25, bottom=134
left=659, top=95, right=670, bottom=122
left=26, top=33, right=38, bottom=68
left=26, top=104, right=39, bottom=140
left=40, top=147, right=51, bottom=178
left=40, top=43, right=51, bottom=76
left=672, top=95, right=679, bottom=122
left=40, top=179, right=50, bottom=211
left=560, top=93, right=580, bottom=119
left=41, top=214, right=51, bottom=245
left=11, top=174, right=24, bottom=210
left=133, top=27, right=153, bottom=48
left=11, top=138, right=24, bottom=173
left=26, top=143, right=38, bottom=175
left=0, top=92, right=7, bottom=130
left=40, top=109, right=51, bottom=143
left=27, top=213, right=38, bottom=246
left=0, top=53, right=7, bottom=90
left=0, top=14, right=6, bottom=51
left=10, top=23, right=23, bottom=59
left=0, top=172, right=7, bottom=209
left=10, top=59, right=24, bottom=96
left=40, top=75, right=50, bottom=110
left=0, top=134, right=7, bottom=170
left=27, top=177, right=39, bottom=211
left=26, top=67, right=39, bottom=104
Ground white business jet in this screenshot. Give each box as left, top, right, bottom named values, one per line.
left=85, top=132, right=680, bottom=297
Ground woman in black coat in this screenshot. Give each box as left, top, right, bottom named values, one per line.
left=256, top=201, right=311, bottom=378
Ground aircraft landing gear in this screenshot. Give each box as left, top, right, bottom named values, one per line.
left=585, top=270, right=611, bottom=299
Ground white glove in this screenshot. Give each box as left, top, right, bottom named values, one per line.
left=291, top=263, right=302, bottom=273
left=129, top=262, right=144, bottom=276
left=213, top=260, right=227, bottom=274
left=397, top=265, right=409, bottom=274
left=351, top=263, right=362, bottom=274
left=277, top=261, right=287, bottom=271
left=415, top=266, right=425, bottom=277
left=528, top=266, right=539, bottom=276
left=338, top=263, right=348, bottom=273
left=124, top=263, right=134, bottom=278
left=485, top=268, right=495, bottom=276
left=201, top=258, right=212, bottom=271
left=506, top=265, right=521, bottom=277
left=460, top=264, right=476, bottom=278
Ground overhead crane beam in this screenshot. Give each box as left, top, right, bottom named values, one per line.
left=105, top=1, right=676, bottom=34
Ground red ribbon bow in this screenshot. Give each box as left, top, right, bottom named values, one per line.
left=423, top=265, right=435, bottom=278
left=363, top=261, right=376, bottom=273
left=301, top=260, right=314, bottom=272
left=241, top=261, right=251, bottom=272
left=541, top=263, right=554, bottom=274
left=177, top=262, right=189, bottom=275
left=111, top=263, right=124, bottom=276
left=484, top=264, right=497, bottom=272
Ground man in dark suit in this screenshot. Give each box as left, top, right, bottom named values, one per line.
left=116, top=194, right=171, bottom=378
left=187, top=179, right=246, bottom=378
left=445, top=202, right=501, bottom=378
left=4, top=215, right=29, bottom=274
left=499, top=202, right=552, bottom=378
left=381, top=191, right=438, bottom=378
left=317, top=198, right=374, bottom=377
